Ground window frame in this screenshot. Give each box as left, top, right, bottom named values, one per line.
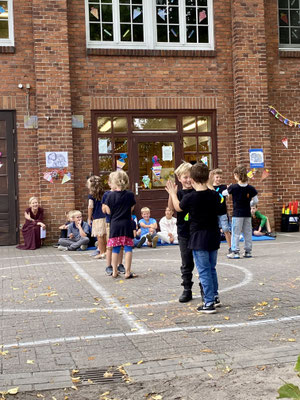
left=86, top=0, right=214, bottom=51
left=278, top=0, right=300, bottom=50
left=0, top=0, right=14, bottom=46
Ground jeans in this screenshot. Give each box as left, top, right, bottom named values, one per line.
left=178, top=236, right=194, bottom=290
left=58, top=236, right=89, bottom=250
left=231, top=217, right=252, bottom=253
left=192, top=249, right=218, bottom=306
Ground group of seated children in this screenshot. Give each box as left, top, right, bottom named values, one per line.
left=134, top=206, right=178, bottom=248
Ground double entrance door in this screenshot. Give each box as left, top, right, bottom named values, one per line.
left=0, top=111, right=18, bottom=245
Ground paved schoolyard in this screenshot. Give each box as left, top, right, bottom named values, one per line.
left=0, top=232, right=300, bottom=394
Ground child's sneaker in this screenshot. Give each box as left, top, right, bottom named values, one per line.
left=146, top=234, right=152, bottom=242
left=105, top=266, right=113, bottom=276
left=197, top=304, right=216, bottom=314
left=228, top=247, right=232, bottom=254
left=90, top=249, right=100, bottom=257
left=58, top=245, right=68, bottom=251
left=152, top=236, right=159, bottom=248
left=227, top=251, right=240, bottom=259
left=214, top=296, right=222, bottom=307
left=243, top=251, right=252, bottom=258
left=80, top=244, right=88, bottom=251
left=117, top=264, right=125, bottom=274
left=136, top=236, right=146, bottom=248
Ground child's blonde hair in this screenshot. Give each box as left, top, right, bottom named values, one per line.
left=109, top=170, right=129, bottom=190
left=67, top=210, right=76, bottom=220
left=141, top=207, right=150, bottom=213
left=72, top=210, right=82, bottom=218
left=210, top=168, right=223, bottom=177
left=233, top=165, right=248, bottom=183
left=174, top=162, right=192, bottom=178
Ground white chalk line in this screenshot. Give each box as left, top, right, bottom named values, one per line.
left=0, top=262, right=252, bottom=313
left=3, top=314, right=300, bottom=350
left=61, top=254, right=147, bottom=334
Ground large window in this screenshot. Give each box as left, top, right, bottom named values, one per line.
left=86, top=0, right=214, bottom=50
left=0, top=0, right=14, bottom=46
left=278, top=0, right=300, bottom=48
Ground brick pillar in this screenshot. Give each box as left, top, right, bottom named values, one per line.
left=32, top=0, right=75, bottom=241
left=231, top=0, right=275, bottom=227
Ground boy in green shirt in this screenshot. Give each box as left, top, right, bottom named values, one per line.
left=251, top=205, right=276, bottom=237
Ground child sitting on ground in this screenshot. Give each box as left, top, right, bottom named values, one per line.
left=53, top=210, right=74, bottom=247
left=251, top=205, right=276, bottom=237
left=157, top=207, right=178, bottom=244
left=58, top=210, right=90, bottom=251
left=136, top=207, right=158, bottom=248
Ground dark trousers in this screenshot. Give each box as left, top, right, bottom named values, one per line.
left=178, top=236, right=194, bottom=290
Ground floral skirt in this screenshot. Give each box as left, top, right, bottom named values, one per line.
left=91, top=218, right=106, bottom=237
left=107, top=236, right=134, bottom=248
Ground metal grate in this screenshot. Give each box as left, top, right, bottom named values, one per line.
left=72, top=367, right=126, bottom=385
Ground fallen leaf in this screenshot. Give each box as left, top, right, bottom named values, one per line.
left=273, top=298, right=280, bottom=301
left=87, top=379, right=93, bottom=384
left=147, top=313, right=154, bottom=316
left=71, top=377, right=80, bottom=383
left=88, top=356, right=95, bottom=360
left=36, top=394, right=45, bottom=398
left=71, top=369, right=79, bottom=375
left=257, top=301, right=268, bottom=306
left=89, top=309, right=97, bottom=313
left=201, top=349, right=213, bottom=353
left=27, top=360, right=35, bottom=364
left=288, top=338, right=296, bottom=342
left=71, top=385, right=78, bottom=390
left=131, top=328, right=138, bottom=332
left=211, top=327, right=221, bottom=333
left=0, top=351, right=9, bottom=356
left=103, top=372, right=113, bottom=378
left=137, top=360, right=143, bottom=364
left=7, top=387, right=19, bottom=394
left=253, top=312, right=266, bottom=317
left=224, top=316, right=230, bottom=320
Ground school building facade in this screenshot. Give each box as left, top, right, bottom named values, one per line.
left=0, top=0, right=299, bottom=245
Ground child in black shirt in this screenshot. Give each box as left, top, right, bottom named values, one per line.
left=166, top=162, right=222, bottom=314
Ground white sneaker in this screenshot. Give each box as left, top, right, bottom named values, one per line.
left=80, top=244, right=88, bottom=251
left=227, top=252, right=240, bottom=259
left=58, top=245, right=68, bottom=251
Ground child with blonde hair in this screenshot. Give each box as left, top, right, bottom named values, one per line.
left=137, top=207, right=158, bottom=248
left=102, top=170, right=136, bottom=279
left=58, top=210, right=90, bottom=251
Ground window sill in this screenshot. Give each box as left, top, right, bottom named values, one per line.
left=0, top=46, right=15, bottom=54
left=87, top=48, right=216, bottom=57
left=279, top=50, right=300, bottom=58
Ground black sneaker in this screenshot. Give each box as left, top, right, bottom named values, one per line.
left=214, top=296, right=222, bottom=308
left=105, top=266, right=113, bottom=276
left=136, top=236, right=146, bottom=248
left=197, top=304, right=216, bottom=314
left=228, top=247, right=232, bottom=254
left=117, top=264, right=125, bottom=274
left=243, top=251, right=252, bottom=258
left=179, top=290, right=192, bottom=303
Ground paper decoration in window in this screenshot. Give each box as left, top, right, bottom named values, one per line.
left=151, top=155, right=162, bottom=180
left=170, top=28, right=178, bottom=37
left=249, top=149, right=264, bottom=168
left=162, top=146, right=173, bottom=161
left=117, top=153, right=127, bottom=170
left=142, top=175, right=151, bottom=188
left=280, top=12, right=288, bottom=24
left=0, top=6, right=5, bottom=13
left=158, top=8, right=167, bottom=20
left=99, top=139, right=108, bottom=154
left=199, top=10, right=207, bottom=23
left=201, top=156, right=208, bottom=165
left=133, top=8, right=142, bottom=20
left=46, top=152, right=68, bottom=168
left=282, top=137, right=288, bottom=148
left=104, top=29, right=112, bottom=37
left=90, top=7, right=99, bottom=20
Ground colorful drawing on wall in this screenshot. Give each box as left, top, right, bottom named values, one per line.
left=46, top=152, right=68, bottom=168
left=249, top=149, right=264, bottom=168
left=62, top=173, right=71, bottom=184
left=24, top=116, right=38, bottom=129
left=162, top=146, right=173, bottom=161
left=142, top=175, right=150, bottom=189
left=117, top=153, right=127, bottom=170
left=43, top=172, right=53, bottom=183
left=282, top=137, right=288, bottom=148
left=72, top=115, right=84, bottom=128
left=201, top=156, right=208, bottom=166
left=247, top=169, right=257, bottom=179
left=151, top=155, right=162, bottom=180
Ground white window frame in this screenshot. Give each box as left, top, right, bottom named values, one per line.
left=278, top=0, right=300, bottom=50
left=0, top=0, right=14, bottom=46
left=86, top=0, right=214, bottom=51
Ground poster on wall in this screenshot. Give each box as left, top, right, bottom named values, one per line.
left=162, top=146, right=173, bottom=161
left=45, top=152, right=68, bottom=168
left=24, top=116, right=38, bottom=129
left=249, top=148, right=264, bottom=168
left=72, top=115, right=84, bottom=128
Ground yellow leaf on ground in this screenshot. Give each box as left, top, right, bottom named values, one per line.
left=100, top=391, right=110, bottom=397
left=151, top=395, right=163, bottom=400
left=0, top=351, right=9, bottom=356
left=89, top=309, right=97, bottom=313
left=211, top=327, right=221, bottom=333
left=71, top=385, right=78, bottom=390
left=88, top=356, right=95, bottom=360
left=7, top=387, right=19, bottom=394
left=71, top=369, right=79, bottom=375
left=137, top=360, right=143, bottom=364
left=257, top=301, right=268, bottom=306
left=103, top=372, right=113, bottom=378
left=26, top=360, right=35, bottom=364
left=288, top=338, right=296, bottom=342
left=36, top=394, right=45, bottom=398
left=201, top=349, right=213, bottom=353
left=71, top=377, right=80, bottom=383
left=147, top=313, right=154, bottom=316
left=273, top=298, right=280, bottom=301
left=131, top=328, right=138, bottom=331
left=125, top=304, right=129, bottom=308
left=224, top=316, right=230, bottom=320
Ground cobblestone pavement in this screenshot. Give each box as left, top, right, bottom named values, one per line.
left=0, top=232, right=299, bottom=397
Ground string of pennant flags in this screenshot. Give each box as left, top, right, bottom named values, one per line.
left=268, top=106, right=300, bottom=128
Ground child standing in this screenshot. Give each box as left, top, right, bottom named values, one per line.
left=210, top=169, right=232, bottom=253
left=166, top=162, right=222, bottom=313
left=167, top=162, right=200, bottom=303
left=102, top=170, right=136, bottom=279
left=223, top=166, right=258, bottom=259
left=157, top=207, right=178, bottom=244
left=87, top=175, right=106, bottom=259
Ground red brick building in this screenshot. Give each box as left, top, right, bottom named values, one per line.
left=0, top=0, right=299, bottom=245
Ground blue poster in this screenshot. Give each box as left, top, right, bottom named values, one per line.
left=249, top=148, right=264, bottom=168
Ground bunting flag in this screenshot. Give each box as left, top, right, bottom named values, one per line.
left=268, top=106, right=300, bottom=128
left=260, top=169, right=270, bottom=182
left=90, top=7, right=99, bottom=19
left=199, top=10, right=207, bottom=23
left=282, top=137, right=288, bottom=148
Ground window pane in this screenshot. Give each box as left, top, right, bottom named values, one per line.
left=133, top=118, right=177, bottom=130
left=157, top=7, right=167, bottom=23
left=290, top=0, right=299, bottom=8
left=169, top=25, right=179, bottom=42
left=198, top=8, right=208, bottom=24
left=133, top=24, right=144, bottom=41
left=157, top=24, right=168, bottom=41
left=98, top=117, right=112, bottom=133
left=183, top=136, right=197, bottom=151
left=197, top=116, right=211, bottom=132
left=114, top=137, right=128, bottom=153
left=101, top=4, right=113, bottom=22
left=89, top=5, right=100, bottom=21
left=187, top=26, right=197, bottom=42
left=169, top=6, right=179, bottom=23
left=184, top=154, right=198, bottom=164
left=183, top=116, right=196, bottom=132
left=0, top=20, right=8, bottom=39
left=120, top=5, right=130, bottom=22
left=186, top=0, right=196, bottom=5
left=132, top=6, right=143, bottom=23
left=186, top=7, right=196, bottom=24
left=197, top=0, right=207, bottom=5
left=290, top=10, right=300, bottom=26
left=121, top=24, right=131, bottom=41
left=102, top=24, right=113, bottom=40
left=279, top=0, right=288, bottom=6
left=279, top=27, right=290, bottom=43
left=98, top=138, right=112, bottom=153
left=99, top=155, right=113, bottom=171
left=291, top=27, right=300, bottom=42
left=113, top=117, right=128, bottom=132
left=198, top=136, right=211, bottom=151
left=279, top=10, right=289, bottom=26
left=90, top=23, right=101, bottom=40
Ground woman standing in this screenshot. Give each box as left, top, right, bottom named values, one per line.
left=17, top=197, right=46, bottom=250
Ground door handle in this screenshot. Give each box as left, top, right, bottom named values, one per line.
left=135, top=182, right=143, bottom=195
